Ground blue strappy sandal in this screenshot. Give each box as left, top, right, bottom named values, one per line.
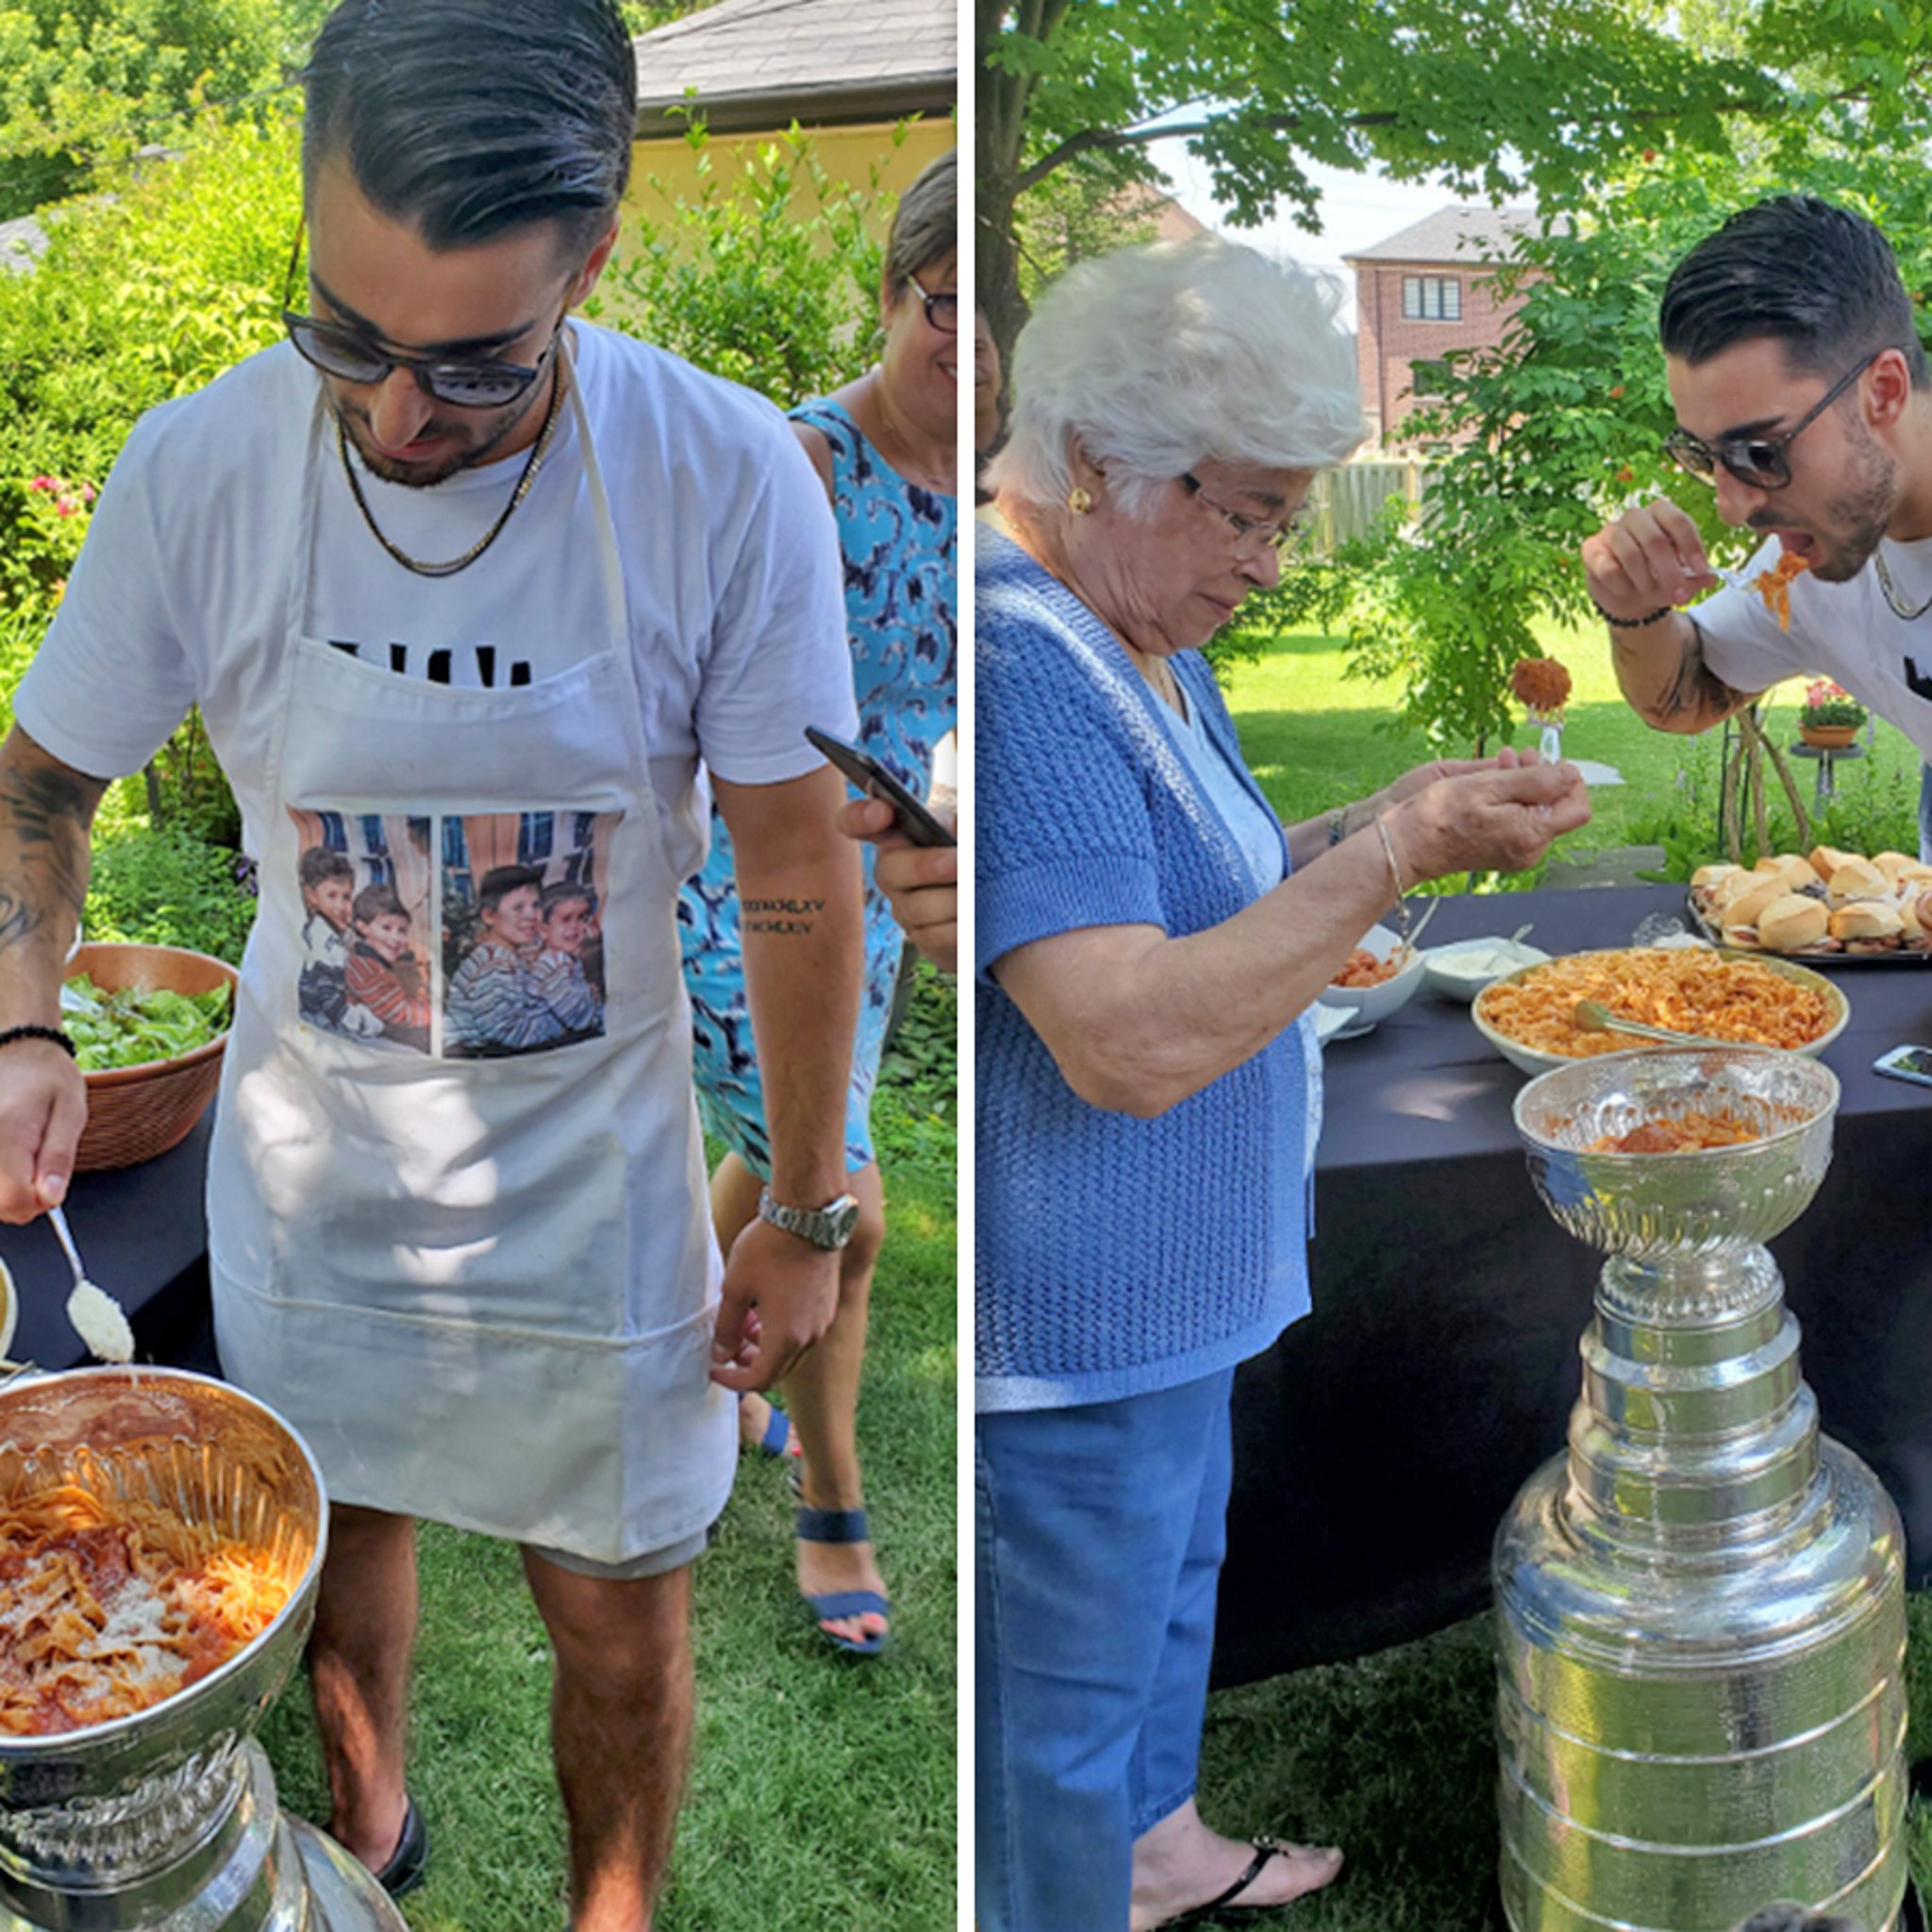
left=794, top=1505, right=890, bottom=1657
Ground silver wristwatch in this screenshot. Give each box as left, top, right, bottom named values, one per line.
left=757, top=1187, right=861, bottom=1251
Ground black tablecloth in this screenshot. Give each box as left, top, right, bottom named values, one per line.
left=1213, top=883, right=1932, bottom=1688
left=0, top=1112, right=214, bottom=1373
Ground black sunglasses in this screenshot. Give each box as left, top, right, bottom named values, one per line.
left=1663, top=348, right=1887, bottom=491
left=280, top=225, right=559, bottom=409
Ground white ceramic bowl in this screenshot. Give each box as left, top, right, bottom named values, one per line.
left=1470, top=948, right=1851, bottom=1076
left=1310, top=1002, right=1360, bottom=1045
left=1319, top=924, right=1427, bottom=1029
left=1424, top=937, right=1552, bottom=1003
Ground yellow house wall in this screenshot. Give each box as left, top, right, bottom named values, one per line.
left=625, top=117, right=954, bottom=236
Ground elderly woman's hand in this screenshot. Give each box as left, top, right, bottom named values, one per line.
left=1367, top=748, right=1542, bottom=818
left=1385, top=759, right=1591, bottom=883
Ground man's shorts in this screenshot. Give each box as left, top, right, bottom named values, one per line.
left=523, top=1524, right=710, bottom=1581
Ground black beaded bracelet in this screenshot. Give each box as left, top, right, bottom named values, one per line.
left=0, top=1024, right=75, bottom=1058
left=1591, top=597, right=1674, bottom=630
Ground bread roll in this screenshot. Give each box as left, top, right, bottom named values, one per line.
left=1756, top=893, right=1829, bottom=951
left=1721, top=874, right=1791, bottom=928
left=1770, top=853, right=1822, bottom=891
left=1829, top=900, right=1905, bottom=941
left=1751, top=857, right=1785, bottom=875
left=1692, top=861, right=1743, bottom=892
left=1901, top=892, right=1924, bottom=940
left=1873, top=851, right=1919, bottom=882
left=1808, top=844, right=1854, bottom=879
left=1827, top=857, right=1890, bottom=904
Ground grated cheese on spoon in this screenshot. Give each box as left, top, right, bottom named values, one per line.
left=66, top=1279, right=134, bottom=1363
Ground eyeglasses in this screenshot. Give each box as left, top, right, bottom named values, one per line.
left=1180, top=473, right=1302, bottom=557
left=907, top=272, right=958, bottom=335
left=1662, top=348, right=1886, bottom=491
left=280, top=224, right=563, bottom=409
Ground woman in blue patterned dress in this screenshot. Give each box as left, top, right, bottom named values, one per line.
left=680, top=149, right=958, bottom=1654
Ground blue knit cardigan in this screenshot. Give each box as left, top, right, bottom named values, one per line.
left=975, top=530, right=1312, bottom=1413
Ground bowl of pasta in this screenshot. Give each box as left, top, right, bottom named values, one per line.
left=1471, top=946, right=1848, bottom=1076
left=1319, top=924, right=1426, bottom=1032
left=0, top=1369, right=320, bottom=1826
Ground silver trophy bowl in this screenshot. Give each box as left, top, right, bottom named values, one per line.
left=1497, top=1049, right=1907, bottom=1932
left=1514, top=1047, right=1838, bottom=1260
left=0, top=1368, right=405, bottom=1930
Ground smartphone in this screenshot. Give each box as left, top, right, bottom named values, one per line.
left=804, top=725, right=957, bottom=848
left=1874, top=1044, right=1932, bottom=1087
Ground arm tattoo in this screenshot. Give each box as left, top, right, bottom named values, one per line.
left=1654, top=616, right=1753, bottom=724
left=0, top=759, right=98, bottom=929
left=742, top=895, right=824, bottom=937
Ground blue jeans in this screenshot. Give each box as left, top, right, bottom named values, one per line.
left=975, top=1369, right=1237, bottom=1932
left=1918, top=764, right=1932, bottom=866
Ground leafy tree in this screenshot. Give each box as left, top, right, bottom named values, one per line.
left=0, top=0, right=301, bottom=220
left=976, top=0, right=1774, bottom=351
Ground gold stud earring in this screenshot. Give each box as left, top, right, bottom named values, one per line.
left=1068, top=486, right=1092, bottom=515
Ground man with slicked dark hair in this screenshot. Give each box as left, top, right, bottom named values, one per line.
left=1583, top=194, right=1932, bottom=763
left=0, top=1, right=865, bottom=1925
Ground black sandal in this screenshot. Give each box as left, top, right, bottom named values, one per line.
left=1165, top=1838, right=1337, bottom=1925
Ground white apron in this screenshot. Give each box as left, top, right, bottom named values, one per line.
left=208, top=365, right=736, bottom=1564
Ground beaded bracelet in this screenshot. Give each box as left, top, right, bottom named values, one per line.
left=1591, top=597, right=1674, bottom=630
left=1374, top=814, right=1412, bottom=944
left=1326, top=804, right=1349, bottom=847
left=0, top=1024, right=75, bottom=1058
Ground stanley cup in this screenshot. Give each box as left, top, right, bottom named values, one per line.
left=0, top=1367, right=407, bottom=1931
left=1497, top=1048, right=1908, bottom=1932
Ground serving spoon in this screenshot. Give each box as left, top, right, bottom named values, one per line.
left=47, top=1205, right=135, bottom=1363
left=1573, top=1001, right=1732, bottom=1050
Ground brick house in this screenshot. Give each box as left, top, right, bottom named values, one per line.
left=1343, top=205, right=1542, bottom=445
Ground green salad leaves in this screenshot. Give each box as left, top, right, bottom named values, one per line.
left=59, top=974, right=232, bottom=1071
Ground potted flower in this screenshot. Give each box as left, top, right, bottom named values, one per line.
left=1798, top=679, right=1867, bottom=749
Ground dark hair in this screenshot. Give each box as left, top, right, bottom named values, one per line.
left=303, top=0, right=638, bottom=259
left=299, top=845, right=354, bottom=890
left=478, top=864, right=543, bottom=912
left=885, top=149, right=956, bottom=294
left=541, top=879, right=595, bottom=919
left=352, top=883, right=407, bottom=925
left=1660, top=195, right=1929, bottom=389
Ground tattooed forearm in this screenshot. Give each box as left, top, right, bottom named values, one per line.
left=1618, top=615, right=1755, bottom=733
left=743, top=896, right=824, bottom=936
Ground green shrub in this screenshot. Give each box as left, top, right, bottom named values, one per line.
left=85, top=823, right=255, bottom=962
left=598, top=119, right=898, bottom=408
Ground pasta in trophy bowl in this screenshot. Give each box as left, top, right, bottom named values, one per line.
left=0, top=1368, right=321, bottom=1790
left=1472, top=947, right=1848, bottom=1075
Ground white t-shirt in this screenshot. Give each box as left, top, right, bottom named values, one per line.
left=16, top=322, right=858, bottom=882
left=1694, top=534, right=1932, bottom=760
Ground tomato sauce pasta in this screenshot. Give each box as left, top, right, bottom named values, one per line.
left=0, top=1482, right=298, bottom=1736
left=1475, top=950, right=1834, bottom=1058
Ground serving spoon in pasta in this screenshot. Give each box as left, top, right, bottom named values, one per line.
left=1573, top=1001, right=1732, bottom=1049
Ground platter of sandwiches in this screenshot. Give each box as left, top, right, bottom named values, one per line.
left=1688, top=846, right=1932, bottom=961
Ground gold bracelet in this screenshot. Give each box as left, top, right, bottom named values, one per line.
left=1374, top=813, right=1412, bottom=944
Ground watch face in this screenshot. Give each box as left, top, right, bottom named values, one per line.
left=828, top=1196, right=861, bottom=1244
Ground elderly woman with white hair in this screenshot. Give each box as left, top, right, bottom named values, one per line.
left=974, top=237, right=1591, bottom=1931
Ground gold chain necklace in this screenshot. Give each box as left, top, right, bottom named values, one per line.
left=1874, top=546, right=1932, bottom=622
left=336, top=354, right=568, bottom=580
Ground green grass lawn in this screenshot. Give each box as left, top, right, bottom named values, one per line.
left=256, top=1062, right=957, bottom=1932
left=1219, top=620, right=1924, bottom=869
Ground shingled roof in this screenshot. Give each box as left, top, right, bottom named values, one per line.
left=632, top=0, right=955, bottom=137
left=1342, top=205, right=1544, bottom=267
